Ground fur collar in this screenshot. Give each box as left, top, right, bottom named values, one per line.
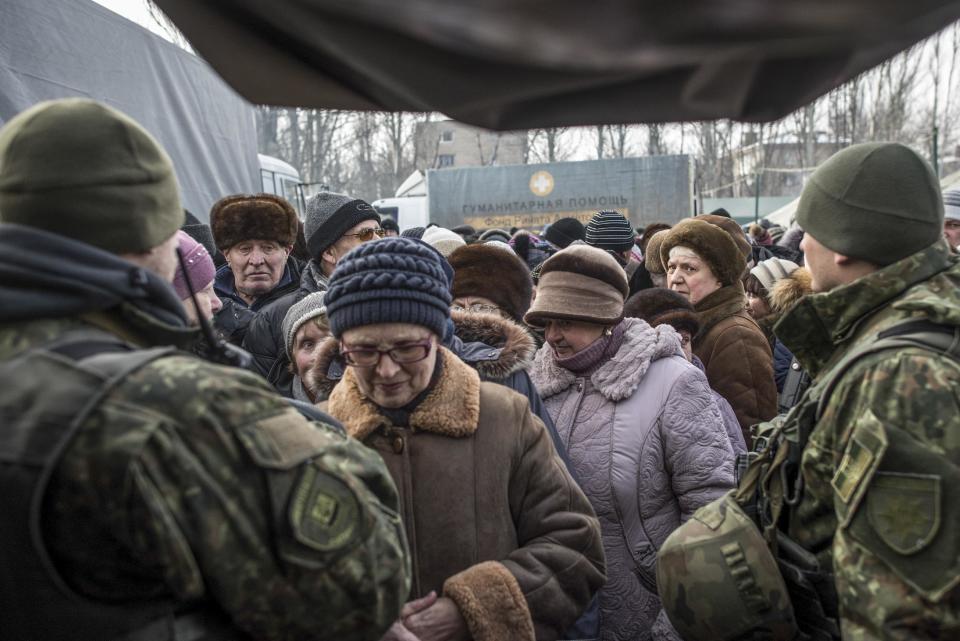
left=769, top=267, right=812, bottom=315
left=326, top=347, right=481, bottom=442
left=451, top=309, right=536, bottom=379
left=530, top=317, right=683, bottom=402
left=694, top=283, right=749, bottom=342
left=306, top=336, right=342, bottom=399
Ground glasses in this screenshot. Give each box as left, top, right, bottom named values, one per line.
left=343, top=227, right=386, bottom=242
left=341, top=338, right=434, bottom=368
left=451, top=303, right=501, bottom=314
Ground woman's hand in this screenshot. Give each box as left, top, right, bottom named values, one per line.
left=379, top=591, right=439, bottom=641
left=380, top=620, right=422, bottom=641
left=404, top=596, right=470, bottom=641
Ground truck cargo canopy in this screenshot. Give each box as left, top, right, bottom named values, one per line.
left=156, top=0, right=960, bottom=130
left=0, top=0, right=260, bottom=221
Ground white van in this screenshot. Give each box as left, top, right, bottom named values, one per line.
left=258, top=153, right=305, bottom=218
left=372, top=196, right=428, bottom=231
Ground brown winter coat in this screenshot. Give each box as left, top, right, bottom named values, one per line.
left=693, top=283, right=777, bottom=445
left=323, top=347, right=605, bottom=641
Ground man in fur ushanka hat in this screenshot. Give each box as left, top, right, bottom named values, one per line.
left=210, top=193, right=301, bottom=316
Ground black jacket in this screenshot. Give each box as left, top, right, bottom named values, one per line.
left=242, top=259, right=329, bottom=395
left=212, top=256, right=301, bottom=348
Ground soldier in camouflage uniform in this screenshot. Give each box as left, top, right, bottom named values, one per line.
left=777, top=142, right=960, bottom=638
left=0, top=99, right=410, bottom=640
left=657, top=142, right=959, bottom=640
left=775, top=143, right=960, bottom=639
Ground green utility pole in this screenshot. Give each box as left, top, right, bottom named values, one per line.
left=933, top=126, right=940, bottom=177
left=754, top=170, right=762, bottom=224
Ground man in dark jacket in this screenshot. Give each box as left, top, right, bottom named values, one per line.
left=210, top=193, right=302, bottom=344
left=0, top=98, right=409, bottom=641
left=243, top=191, right=383, bottom=396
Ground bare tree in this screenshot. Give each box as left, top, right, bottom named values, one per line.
left=646, top=124, right=666, bottom=156
left=528, top=127, right=572, bottom=163
left=476, top=132, right=502, bottom=165
left=608, top=124, right=630, bottom=158
left=595, top=125, right=607, bottom=159
left=256, top=107, right=281, bottom=157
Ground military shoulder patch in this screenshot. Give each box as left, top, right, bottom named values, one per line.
left=866, top=472, right=941, bottom=555
left=831, top=435, right=874, bottom=504
left=289, top=463, right=364, bottom=553
left=832, top=410, right=887, bottom=526
left=842, top=412, right=960, bottom=601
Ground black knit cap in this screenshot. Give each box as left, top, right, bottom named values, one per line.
left=544, top=217, right=586, bottom=249
left=401, top=226, right=426, bottom=239
left=585, top=210, right=635, bottom=252
left=623, top=288, right=700, bottom=336
left=324, top=237, right=452, bottom=338
left=304, top=191, right=381, bottom=260
left=181, top=209, right=216, bottom=258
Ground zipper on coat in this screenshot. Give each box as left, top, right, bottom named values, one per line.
left=565, top=377, right=588, bottom=443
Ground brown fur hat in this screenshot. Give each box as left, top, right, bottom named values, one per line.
left=659, top=218, right=746, bottom=287
left=449, top=243, right=533, bottom=323
left=210, top=193, right=299, bottom=251
left=694, top=213, right=752, bottom=259
left=524, top=244, right=628, bottom=327
left=644, top=229, right=669, bottom=274
left=640, top=222, right=672, bottom=254
left=769, top=266, right=813, bottom=315
left=624, top=288, right=700, bottom=336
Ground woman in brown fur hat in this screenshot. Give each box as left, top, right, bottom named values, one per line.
left=659, top=219, right=777, bottom=447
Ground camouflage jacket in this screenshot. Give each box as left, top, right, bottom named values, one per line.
left=0, top=315, right=410, bottom=641
left=774, top=240, right=960, bottom=640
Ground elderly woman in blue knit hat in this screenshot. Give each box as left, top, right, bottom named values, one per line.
left=313, top=237, right=604, bottom=641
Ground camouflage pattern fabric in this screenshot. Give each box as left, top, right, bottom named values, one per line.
left=0, top=316, right=410, bottom=641
left=771, top=239, right=960, bottom=640
left=656, top=491, right=800, bottom=640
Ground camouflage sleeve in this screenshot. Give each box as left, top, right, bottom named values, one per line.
left=123, top=357, right=410, bottom=641
left=813, top=349, right=960, bottom=640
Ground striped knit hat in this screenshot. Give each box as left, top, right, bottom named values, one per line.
left=585, top=210, right=636, bottom=253
left=944, top=189, right=960, bottom=221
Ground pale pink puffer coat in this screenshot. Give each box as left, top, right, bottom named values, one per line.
left=530, top=318, right=736, bottom=641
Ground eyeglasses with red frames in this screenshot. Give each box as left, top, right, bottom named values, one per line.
left=340, top=338, right=434, bottom=368
left=342, top=227, right=386, bottom=242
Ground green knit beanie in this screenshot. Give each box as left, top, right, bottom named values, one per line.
left=0, top=98, right=183, bottom=253
left=796, top=142, right=943, bottom=266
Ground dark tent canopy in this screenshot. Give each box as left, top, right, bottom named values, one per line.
left=156, top=0, right=960, bottom=130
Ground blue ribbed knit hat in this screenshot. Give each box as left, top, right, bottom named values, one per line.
left=324, top=237, right=452, bottom=338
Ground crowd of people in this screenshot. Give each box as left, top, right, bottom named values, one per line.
left=2, top=98, right=959, bottom=641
